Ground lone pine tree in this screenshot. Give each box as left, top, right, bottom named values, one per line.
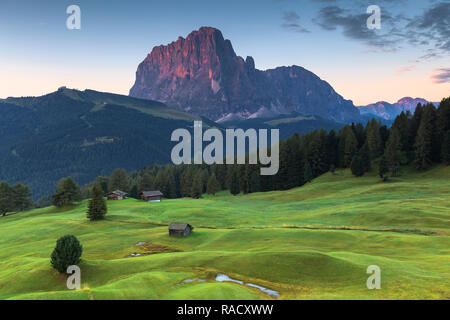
left=87, top=182, right=107, bottom=221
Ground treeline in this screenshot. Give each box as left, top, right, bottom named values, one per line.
left=0, top=182, right=32, bottom=217
left=79, top=98, right=449, bottom=200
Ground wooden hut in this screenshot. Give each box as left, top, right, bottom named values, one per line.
left=169, top=223, right=193, bottom=237
left=140, top=191, right=163, bottom=202
left=106, top=190, right=128, bottom=200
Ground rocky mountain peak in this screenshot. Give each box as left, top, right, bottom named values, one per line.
left=130, top=27, right=360, bottom=122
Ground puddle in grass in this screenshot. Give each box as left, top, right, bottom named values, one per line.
left=215, top=274, right=280, bottom=298
left=178, top=274, right=279, bottom=297
left=180, top=279, right=207, bottom=284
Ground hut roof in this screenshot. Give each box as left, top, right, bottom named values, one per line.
left=169, top=223, right=193, bottom=231
left=141, top=191, right=163, bottom=197
left=109, top=190, right=128, bottom=196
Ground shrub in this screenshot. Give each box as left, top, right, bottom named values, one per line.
left=51, top=235, right=83, bottom=273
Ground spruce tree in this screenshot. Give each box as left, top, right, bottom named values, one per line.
left=11, top=182, right=32, bottom=212
left=181, top=168, right=194, bottom=197
left=326, top=130, right=338, bottom=169
left=351, top=155, right=365, bottom=177
left=344, top=128, right=358, bottom=167
left=366, top=119, right=382, bottom=159
left=437, top=98, right=450, bottom=138
left=415, top=105, right=436, bottom=170
left=87, top=183, right=107, bottom=221
left=191, top=172, right=203, bottom=199
left=153, top=170, right=167, bottom=195
left=378, top=156, right=389, bottom=181
left=304, top=161, right=313, bottom=183
left=52, top=177, right=81, bottom=207
left=358, top=143, right=371, bottom=173
left=165, top=172, right=177, bottom=199
left=249, top=169, right=261, bottom=193
left=139, top=173, right=153, bottom=192
left=0, top=182, right=13, bottom=217
left=442, top=131, right=450, bottom=165
left=229, top=169, right=240, bottom=195
left=206, top=174, right=220, bottom=195
left=108, top=169, right=129, bottom=192
left=129, top=184, right=139, bottom=199
left=385, top=127, right=401, bottom=177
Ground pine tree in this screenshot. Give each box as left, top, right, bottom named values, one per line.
left=385, top=127, right=401, bottom=177
left=274, top=140, right=289, bottom=190
left=0, top=182, right=13, bottom=217
left=249, top=169, right=261, bottom=193
left=181, top=168, right=194, bottom=197
left=351, top=155, right=365, bottom=177
left=358, top=143, right=371, bottom=173
left=378, top=156, right=389, bottom=181
left=304, top=161, right=313, bottom=183
left=229, top=168, right=240, bottom=195
left=442, top=131, right=450, bottom=165
left=11, top=182, right=32, bottom=212
left=129, top=184, right=139, bottom=199
left=366, top=119, right=382, bottom=159
left=344, top=128, right=358, bottom=167
left=165, top=172, right=177, bottom=199
left=153, top=170, right=167, bottom=195
left=108, top=169, right=129, bottom=192
left=191, top=172, right=203, bottom=199
left=437, top=98, right=450, bottom=138
left=87, top=183, right=107, bottom=221
left=326, top=130, right=338, bottom=169
left=415, top=105, right=437, bottom=170
left=206, top=174, right=220, bottom=195
left=52, top=177, right=81, bottom=207
left=139, top=173, right=153, bottom=192
left=50, top=235, right=83, bottom=274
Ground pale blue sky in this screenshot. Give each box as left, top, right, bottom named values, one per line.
left=0, top=0, right=449, bottom=104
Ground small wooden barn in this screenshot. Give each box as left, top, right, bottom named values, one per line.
left=169, top=223, right=193, bottom=237
left=106, top=190, right=128, bottom=200
left=140, top=191, right=163, bottom=202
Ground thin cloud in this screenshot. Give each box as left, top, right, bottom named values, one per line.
left=281, top=11, right=311, bottom=33
left=314, top=1, right=450, bottom=60
left=395, top=65, right=416, bottom=76
left=431, top=68, right=450, bottom=84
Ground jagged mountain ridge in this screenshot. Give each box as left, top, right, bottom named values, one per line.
left=130, top=27, right=360, bottom=123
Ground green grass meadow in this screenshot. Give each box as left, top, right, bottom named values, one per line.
left=0, top=166, right=449, bottom=300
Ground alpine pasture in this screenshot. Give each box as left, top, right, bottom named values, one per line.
left=0, top=165, right=449, bottom=300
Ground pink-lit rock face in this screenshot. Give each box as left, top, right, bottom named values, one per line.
left=130, top=27, right=360, bottom=122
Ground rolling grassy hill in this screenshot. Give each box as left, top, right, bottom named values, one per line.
left=0, top=165, right=449, bottom=300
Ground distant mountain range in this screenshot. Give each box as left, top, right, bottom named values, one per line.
left=130, top=27, right=360, bottom=123
left=358, top=97, right=439, bottom=120
left=0, top=88, right=215, bottom=199
left=0, top=88, right=347, bottom=200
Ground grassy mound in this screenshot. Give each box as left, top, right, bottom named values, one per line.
left=0, top=166, right=449, bottom=299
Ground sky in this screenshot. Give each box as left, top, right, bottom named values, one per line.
left=0, top=0, right=449, bottom=105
